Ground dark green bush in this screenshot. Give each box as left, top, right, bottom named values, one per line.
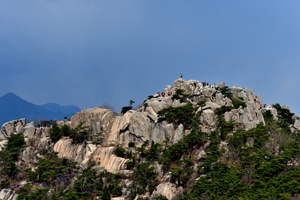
left=50, top=123, right=62, bottom=142
left=128, top=142, right=135, bottom=147
left=121, top=106, right=132, bottom=114
left=215, top=105, right=233, bottom=115
left=232, top=97, right=246, bottom=108
left=171, top=89, right=191, bottom=103
left=111, top=186, right=122, bottom=197
left=61, top=124, right=71, bottom=136
left=219, top=86, right=233, bottom=99
left=0, top=133, right=25, bottom=178
left=158, top=104, right=199, bottom=128
left=114, top=147, right=126, bottom=157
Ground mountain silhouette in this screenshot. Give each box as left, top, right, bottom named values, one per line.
left=40, top=103, right=80, bottom=116
left=0, top=93, right=81, bottom=126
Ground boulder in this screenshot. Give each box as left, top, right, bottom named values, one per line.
left=0, top=119, right=26, bottom=140
left=69, top=108, right=113, bottom=133
left=146, top=97, right=172, bottom=113
left=224, top=112, right=231, bottom=122
left=92, top=147, right=128, bottom=173
left=218, top=82, right=225, bottom=88
left=151, top=183, right=183, bottom=200
left=53, top=139, right=97, bottom=168
left=294, top=119, right=300, bottom=130
left=173, top=78, right=185, bottom=89
left=173, top=124, right=184, bottom=143
left=196, top=150, right=206, bottom=160
left=0, top=189, right=17, bottom=200
left=282, top=105, right=290, bottom=110
left=215, top=93, right=224, bottom=105
left=202, top=102, right=220, bottom=111
left=23, top=122, right=35, bottom=144
left=202, top=109, right=215, bottom=125
left=0, top=140, right=7, bottom=151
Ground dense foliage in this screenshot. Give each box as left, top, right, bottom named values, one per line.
left=157, top=100, right=206, bottom=128
left=50, top=122, right=90, bottom=143
left=180, top=104, right=300, bottom=200
left=0, top=133, right=25, bottom=178
left=171, top=89, right=191, bottom=103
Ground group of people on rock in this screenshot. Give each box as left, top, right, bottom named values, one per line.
left=260, top=104, right=267, bottom=109
left=198, top=82, right=218, bottom=88
left=157, top=91, right=173, bottom=97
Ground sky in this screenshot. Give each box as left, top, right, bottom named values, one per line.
left=1, top=1, right=300, bottom=115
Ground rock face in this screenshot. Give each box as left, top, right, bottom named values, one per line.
left=0, top=118, right=26, bottom=140
left=54, top=139, right=97, bottom=169
left=105, top=110, right=183, bottom=148
left=145, top=79, right=265, bottom=131
left=0, top=78, right=289, bottom=176
left=68, top=108, right=114, bottom=134
left=0, top=189, right=18, bottom=200
left=151, top=183, right=183, bottom=200
left=1, top=78, right=300, bottom=200
left=53, top=140, right=127, bottom=173
left=92, top=147, right=128, bottom=173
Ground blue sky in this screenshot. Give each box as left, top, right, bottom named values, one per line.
left=1, top=1, right=300, bottom=115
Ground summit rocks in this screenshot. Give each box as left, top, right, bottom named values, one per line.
left=145, top=78, right=265, bottom=131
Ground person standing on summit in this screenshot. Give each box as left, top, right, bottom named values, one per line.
left=180, top=73, right=183, bottom=78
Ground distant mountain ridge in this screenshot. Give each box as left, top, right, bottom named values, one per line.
left=40, top=103, right=80, bottom=115
left=0, top=93, right=81, bottom=126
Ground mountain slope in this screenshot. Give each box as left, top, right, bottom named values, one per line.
left=40, top=103, right=80, bottom=116
left=0, top=93, right=73, bottom=126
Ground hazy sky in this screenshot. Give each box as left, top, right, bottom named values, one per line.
left=1, top=1, right=300, bottom=115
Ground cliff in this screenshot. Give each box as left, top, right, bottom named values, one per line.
left=0, top=79, right=300, bottom=200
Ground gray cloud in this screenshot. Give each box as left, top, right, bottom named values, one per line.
left=0, top=1, right=300, bottom=114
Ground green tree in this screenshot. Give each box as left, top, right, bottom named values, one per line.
left=50, top=123, right=62, bottom=141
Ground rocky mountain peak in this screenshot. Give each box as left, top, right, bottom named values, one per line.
left=1, top=79, right=300, bottom=199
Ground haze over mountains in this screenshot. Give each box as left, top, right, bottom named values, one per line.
left=0, top=93, right=81, bottom=126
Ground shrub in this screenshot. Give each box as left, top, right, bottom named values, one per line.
left=128, top=142, right=135, bottom=147
left=100, top=102, right=115, bottom=112
left=61, top=124, right=71, bottom=136
left=111, top=186, right=122, bottom=197
left=0, top=133, right=25, bottom=178
left=114, top=147, right=126, bottom=157
left=157, top=104, right=199, bottom=128
left=219, top=86, right=233, bottom=99
left=216, top=105, right=233, bottom=115
left=6, top=132, right=25, bottom=151
left=50, top=123, right=62, bottom=142
left=121, top=106, right=132, bottom=114
left=171, top=89, right=190, bottom=103
left=125, top=160, right=134, bottom=169
left=232, top=97, right=246, bottom=108
left=69, top=122, right=90, bottom=143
